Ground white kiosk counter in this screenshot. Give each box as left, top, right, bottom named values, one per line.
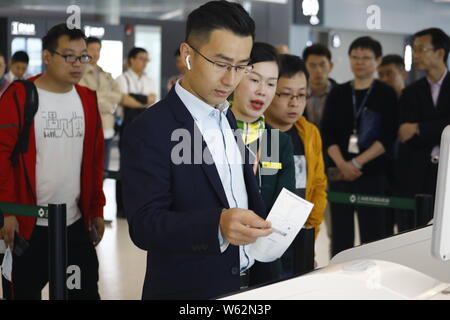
left=223, top=126, right=450, bottom=300
left=221, top=259, right=449, bottom=300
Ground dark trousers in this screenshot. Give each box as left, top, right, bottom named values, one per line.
left=396, top=209, right=416, bottom=233
left=10, top=219, right=100, bottom=300
left=104, top=138, right=113, bottom=171
left=330, top=175, right=387, bottom=257
left=280, top=228, right=315, bottom=279
left=396, top=162, right=437, bottom=232
left=1, top=254, right=11, bottom=299
left=115, top=127, right=125, bottom=217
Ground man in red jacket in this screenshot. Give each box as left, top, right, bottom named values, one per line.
left=0, top=24, right=105, bottom=299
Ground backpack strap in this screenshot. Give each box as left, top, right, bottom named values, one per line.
left=0, top=206, right=3, bottom=229
left=10, top=80, right=39, bottom=167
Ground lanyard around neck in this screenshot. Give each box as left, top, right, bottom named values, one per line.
left=351, top=82, right=374, bottom=132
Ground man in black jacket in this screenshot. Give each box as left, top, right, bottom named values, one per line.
left=302, top=43, right=338, bottom=128
left=397, top=28, right=450, bottom=231
left=321, top=36, right=398, bottom=256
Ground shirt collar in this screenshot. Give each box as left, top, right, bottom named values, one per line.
left=8, top=70, right=19, bottom=81
left=309, top=79, right=333, bottom=98
left=174, top=79, right=230, bottom=122
left=127, top=68, right=145, bottom=80
left=427, top=69, right=448, bottom=87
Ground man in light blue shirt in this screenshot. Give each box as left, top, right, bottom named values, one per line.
left=121, top=1, right=272, bottom=300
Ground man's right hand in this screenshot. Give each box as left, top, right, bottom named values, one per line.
left=219, top=208, right=272, bottom=246
left=0, top=216, right=19, bottom=249
left=338, top=161, right=362, bottom=181
left=147, top=93, right=156, bottom=106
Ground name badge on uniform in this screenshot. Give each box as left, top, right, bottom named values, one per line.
left=348, top=133, right=360, bottom=154
left=261, top=161, right=282, bottom=170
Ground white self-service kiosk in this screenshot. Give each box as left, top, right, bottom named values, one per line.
left=223, top=126, right=450, bottom=300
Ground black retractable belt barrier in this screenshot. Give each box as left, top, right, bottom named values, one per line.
left=48, top=204, right=67, bottom=300
left=0, top=202, right=67, bottom=300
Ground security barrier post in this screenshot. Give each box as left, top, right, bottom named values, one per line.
left=48, top=203, right=67, bottom=300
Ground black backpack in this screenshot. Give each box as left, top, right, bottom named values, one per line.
left=10, top=80, right=39, bottom=167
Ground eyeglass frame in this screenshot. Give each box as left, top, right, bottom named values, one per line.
left=275, top=92, right=307, bottom=102
left=349, top=55, right=377, bottom=62
left=134, top=56, right=150, bottom=63
left=187, top=44, right=253, bottom=74
left=412, top=46, right=436, bottom=54
left=50, top=50, right=92, bottom=64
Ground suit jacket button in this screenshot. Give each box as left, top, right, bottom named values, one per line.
left=231, top=267, right=239, bottom=275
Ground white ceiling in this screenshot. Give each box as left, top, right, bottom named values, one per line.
left=0, top=0, right=288, bottom=21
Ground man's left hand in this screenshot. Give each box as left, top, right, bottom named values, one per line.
left=399, top=123, right=418, bottom=143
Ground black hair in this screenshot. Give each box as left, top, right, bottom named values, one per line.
left=250, top=42, right=279, bottom=68
left=186, top=0, right=255, bottom=47
left=0, top=51, right=5, bottom=59
left=11, top=51, right=29, bottom=64
left=303, top=43, right=332, bottom=62
left=278, top=54, right=309, bottom=81
left=414, top=28, right=450, bottom=64
left=42, top=23, right=86, bottom=53
left=127, top=47, right=147, bottom=60
left=380, top=54, right=405, bottom=71
left=86, top=37, right=102, bottom=46
left=174, top=48, right=181, bottom=57
left=348, top=36, right=382, bottom=58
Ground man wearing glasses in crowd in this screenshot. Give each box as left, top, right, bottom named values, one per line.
left=397, top=28, right=450, bottom=231
left=321, top=36, right=398, bottom=256
left=0, top=23, right=105, bottom=299
left=114, top=47, right=157, bottom=218
left=121, top=0, right=272, bottom=299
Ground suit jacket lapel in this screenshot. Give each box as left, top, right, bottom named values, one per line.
left=167, top=88, right=229, bottom=208
left=436, top=72, right=450, bottom=111
left=420, top=78, right=435, bottom=110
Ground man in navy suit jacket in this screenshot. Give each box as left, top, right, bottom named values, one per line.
left=121, top=1, right=272, bottom=300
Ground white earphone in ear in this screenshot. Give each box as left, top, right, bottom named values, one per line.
left=185, top=55, right=191, bottom=70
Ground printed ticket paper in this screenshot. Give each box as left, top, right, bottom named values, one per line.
left=249, top=188, right=314, bottom=263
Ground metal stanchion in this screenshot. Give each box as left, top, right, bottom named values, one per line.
left=414, top=194, right=434, bottom=229
left=48, top=203, right=67, bottom=300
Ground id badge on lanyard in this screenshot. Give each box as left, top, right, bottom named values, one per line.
left=348, top=83, right=373, bottom=155
left=348, top=129, right=360, bottom=154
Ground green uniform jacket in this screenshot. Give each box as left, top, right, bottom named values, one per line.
left=249, top=123, right=296, bottom=286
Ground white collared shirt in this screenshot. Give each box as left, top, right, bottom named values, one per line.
left=175, top=80, right=254, bottom=272
left=426, top=69, right=448, bottom=160
left=427, top=69, right=448, bottom=107
left=4, top=70, right=25, bottom=82
left=115, top=69, right=156, bottom=100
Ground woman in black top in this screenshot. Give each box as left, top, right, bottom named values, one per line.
left=320, top=36, right=398, bottom=256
